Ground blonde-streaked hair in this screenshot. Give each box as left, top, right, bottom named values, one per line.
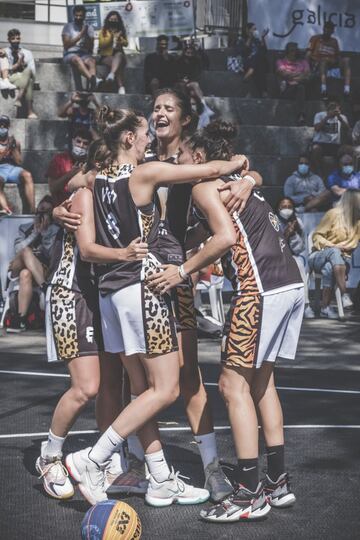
left=335, top=189, right=360, bottom=233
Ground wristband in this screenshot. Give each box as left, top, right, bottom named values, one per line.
left=242, top=174, right=256, bottom=187
left=178, top=264, right=188, bottom=281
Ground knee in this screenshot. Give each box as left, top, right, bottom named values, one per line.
left=19, top=268, right=32, bottom=283
left=219, top=372, right=240, bottom=405
left=71, top=56, right=81, bottom=67
left=158, top=381, right=180, bottom=407
left=20, top=170, right=33, bottom=184
left=73, top=380, right=99, bottom=404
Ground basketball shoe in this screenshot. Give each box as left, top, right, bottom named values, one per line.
left=145, top=467, right=210, bottom=507
left=200, top=482, right=271, bottom=522
left=66, top=448, right=110, bottom=505
left=204, top=458, right=233, bottom=502
left=263, top=472, right=296, bottom=507
left=35, top=441, right=74, bottom=499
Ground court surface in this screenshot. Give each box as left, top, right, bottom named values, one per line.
left=0, top=315, right=359, bottom=540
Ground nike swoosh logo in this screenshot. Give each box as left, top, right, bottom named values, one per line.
left=242, top=466, right=256, bottom=472
left=108, top=438, right=117, bottom=447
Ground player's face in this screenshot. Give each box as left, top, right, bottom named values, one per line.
left=153, top=94, right=185, bottom=142
left=134, top=117, right=151, bottom=161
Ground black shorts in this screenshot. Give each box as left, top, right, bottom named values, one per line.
left=46, top=284, right=103, bottom=362
left=309, top=141, right=340, bottom=157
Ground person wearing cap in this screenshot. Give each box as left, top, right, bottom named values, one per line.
left=5, top=28, right=37, bottom=118
left=306, top=21, right=351, bottom=97
left=0, top=115, right=35, bottom=214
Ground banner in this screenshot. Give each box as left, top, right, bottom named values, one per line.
left=68, top=1, right=195, bottom=36
left=248, top=0, right=360, bottom=52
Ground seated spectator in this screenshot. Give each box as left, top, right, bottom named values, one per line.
left=98, top=10, right=128, bottom=94
left=46, top=127, right=91, bottom=206
left=58, top=91, right=99, bottom=140
left=284, top=153, right=331, bottom=212
left=62, top=4, right=100, bottom=92
left=0, top=48, right=16, bottom=95
left=5, top=28, right=37, bottom=118
left=6, top=195, right=58, bottom=332
left=144, top=35, right=177, bottom=96
left=190, top=94, right=215, bottom=129
left=310, top=97, right=351, bottom=177
left=308, top=189, right=360, bottom=318
left=277, top=196, right=314, bottom=318
left=327, top=148, right=360, bottom=203
left=276, top=42, right=310, bottom=125
left=306, top=21, right=351, bottom=97
left=234, top=22, right=269, bottom=97
left=0, top=115, right=35, bottom=214
left=176, top=41, right=204, bottom=101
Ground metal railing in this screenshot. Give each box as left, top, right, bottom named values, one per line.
left=196, top=0, right=245, bottom=35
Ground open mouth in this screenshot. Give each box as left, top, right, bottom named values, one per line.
left=155, top=119, right=169, bottom=129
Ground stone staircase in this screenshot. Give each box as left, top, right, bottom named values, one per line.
left=1, top=48, right=357, bottom=212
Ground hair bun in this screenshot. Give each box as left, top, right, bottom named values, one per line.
left=204, top=120, right=237, bottom=142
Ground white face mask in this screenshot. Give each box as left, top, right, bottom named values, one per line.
left=279, top=208, right=294, bottom=220
left=252, top=30, right=260, bottom=39
left=72, top=144, right=87, bottom=158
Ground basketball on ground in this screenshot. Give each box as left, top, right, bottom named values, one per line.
left=81, top=500, right=142, bottom=540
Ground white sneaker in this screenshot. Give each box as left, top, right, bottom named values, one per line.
left=145, top=467, right=210, bottom=507
left=3, top=79, right=17, bottom=90
left=342, top=293, right=353, bottom=309
left=35, top=441, right=74, bottom=499
left=0, top=79, right=8, bottom=90
left=304, top=305, right=315, bottom=319
left=65, top=448, right=110, bottom=505
left=320, top=306, right=338, bottom=319
left=118, top=86, right=126, bottom=95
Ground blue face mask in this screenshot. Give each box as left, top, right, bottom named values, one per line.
left=0, top=127, right=8, bottom=137
left=342, top=165, right=354, bottom=175
left=298, top=164, right=309, bottom=175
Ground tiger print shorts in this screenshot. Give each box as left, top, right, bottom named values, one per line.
left=171, top=284, right=197, bottom=333
left=221, top=287, right=304, bottom=369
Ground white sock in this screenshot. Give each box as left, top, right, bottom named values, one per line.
left=127, top=395, right=145, bottom=461
left=321, top=83, right=327, bottom=93
left=194, top=432, right=218, bottom=470
left=108, top=447, right=127, bottom=475
left=43, top=429, right=65, bottom=458
left=344, top=84, right=350, bottom=94
left=89, top=426, right=124, bottom=465
left=106, top=72, right=115, bottom=81
left=145, top=449, right=171, bottom=482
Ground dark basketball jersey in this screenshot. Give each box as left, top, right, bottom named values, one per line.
left=196, top=174, right=303, bottom=295
left=93, top=162, right=163, bottom=295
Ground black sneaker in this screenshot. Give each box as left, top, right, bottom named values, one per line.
left=263, top=472, right=296, bottom=508
left=200, top=482, right=271, bottom=523
left=6, top=316, right=26, bottom=333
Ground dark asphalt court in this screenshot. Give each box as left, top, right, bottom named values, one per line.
left=0, top=328, right=359, bottom=540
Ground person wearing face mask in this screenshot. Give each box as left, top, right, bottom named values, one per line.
left=277, top=197, right=315, bottom=318
left=98, top=10, right=128, bottom=95
left=327, top=149, right=360, bottom=203
left=234, top=22, right=269, bottom=97
left=46, top=127, right=92, bottom=206
left=5, top=28, right=37, bottom=118
left=0, top=115, right=35, bottom=214
left=284, top=154, right=331, bottom=212
left=58, top=91, right=100, bottom=140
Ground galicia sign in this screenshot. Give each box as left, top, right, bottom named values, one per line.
left=248, top=0, right=360, bottom=52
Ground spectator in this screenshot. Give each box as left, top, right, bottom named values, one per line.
left=6, top=195, right=58, bottom=332
left=308, top=189, right=360, bottom=318
left=62, top=4, right=100, bottom=92
left=284, top=153, right=331, bottom=212
left=310, top=98, right=351, bottom=176
left=190, top=94, right=215, bottom=129
left=58, top=91, right=100, bottom=140
left=46, top=127, right=91, bottom=206
left=0, top=48, right=17, bottom=95
left=277, top=197, right=314, bottom=318
left=176, top=41, right=204, bottom=101
left=306, top=21, right=351, bottom=97
left=0, top=115, right=35, bottom=214
left=98, top=10, right=128, bottom=94
left=5, top=28, right=37, bottom=118
left=276, top=42, right=310, bottom=125
left=327, top=148, right=360, bottom=203
left=144, top=35, right=177, bottom=96
left=234, top=22, right=269, bottom=97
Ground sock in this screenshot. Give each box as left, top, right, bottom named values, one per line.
left=108, top=447, right=127, bottom=475
left=127, top=395, right=145, bottom=461
left=194, top=432, right=218, bottom=470
left=145, top=449, right=171, bottom=483
left=89, top=426, right=124, bottom=465
left=321, top=83, right=327, bottom=93
left=43, top=429, right=66, bottom=458
left=266, top=444, right=285, bottom=482
left=344, top=84, right=350, bottom=94
left=235, top=458, right=259, bottom=492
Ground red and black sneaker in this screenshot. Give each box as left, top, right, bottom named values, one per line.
left=263, top=472, right=296, bottom=508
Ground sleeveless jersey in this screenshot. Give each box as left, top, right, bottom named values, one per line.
left=196, top=174, right=303, bottom=295
left=93, top=162, right=163, bottom=295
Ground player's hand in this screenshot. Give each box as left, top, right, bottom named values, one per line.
left=125, top=237, right=148, bottom=261
left=231, top=153, right=249, bottom=172
left=146, top=264, right=182, bottom=293
left=53, top=200, right=82, bottom=232
left=218, top=175, right=253, bottom=214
